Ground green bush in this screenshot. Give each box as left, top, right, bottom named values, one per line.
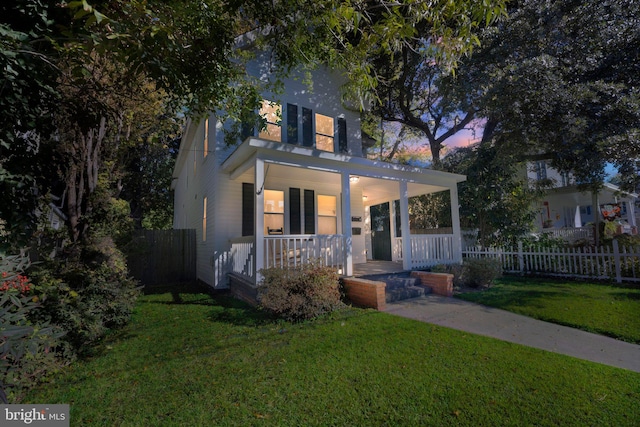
left=0, top=252, right=67, bottom=403
left=31, top=236, right=140, bottom=353
left=434, top=258, right=503, bottom=289
left=462, top=258, right=503, bottom=288
left=258, top=263, right=343, bottom=322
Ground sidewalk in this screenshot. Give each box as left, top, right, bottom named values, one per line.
left=384, top=295, right=640, bottom=373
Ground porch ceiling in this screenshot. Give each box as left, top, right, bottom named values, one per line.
left=222, top=138, right=466, bottom=191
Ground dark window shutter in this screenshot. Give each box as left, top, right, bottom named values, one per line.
left=242, top=183, right=254, bottom=236
left=304, top=189, right=315, bottom=234
left=302, top=107, right=313, bottom=147
left=289, top=188, right=301, bottom=234
left=338, top=117, right=348, bottom=153
left=394, top=200, right=402, bottom=238
left=287, top=104, right=298, bottom=144
left=241, top=122, right=254, bottom=142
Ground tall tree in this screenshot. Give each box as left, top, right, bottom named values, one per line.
left=1, top=0, right=507, bottom=246
left=450, top=0, right=640, bottom=191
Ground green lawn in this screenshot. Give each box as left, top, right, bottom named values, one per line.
left=456, top=276, right=640, bottom=344
left=27, top=290, right=640, bottom=426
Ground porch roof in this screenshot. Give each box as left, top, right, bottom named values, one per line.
left=221, top=138, right=466, bottom=189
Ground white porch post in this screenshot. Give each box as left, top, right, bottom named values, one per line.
left=450, top=184, right=463, bottom=263
left=626, top=198, right=637, bottom=227
left=255, top=158, right=265, bottom=283
left=341, top=173, right=353, bottom=276
left=399, top=181, right=412, bottom=271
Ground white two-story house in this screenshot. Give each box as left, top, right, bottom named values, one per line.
left=172, top=51, right=466, bottom=288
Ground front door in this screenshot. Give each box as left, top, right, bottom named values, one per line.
left=370, top=202, right=392, bottom=261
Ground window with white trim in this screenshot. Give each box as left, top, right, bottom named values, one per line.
left=317, top=195, right=337, bottom=234
left=203, top=118, right=209, bottom=159
left=264, top=190, right=285, bottom=235
left=202, top=196, right=207, bottom=241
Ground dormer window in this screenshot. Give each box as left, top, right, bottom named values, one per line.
left=259, top=100, right=282, bottom=142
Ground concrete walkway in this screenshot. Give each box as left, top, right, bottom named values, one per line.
left=385, top=295, right=640, bottom=373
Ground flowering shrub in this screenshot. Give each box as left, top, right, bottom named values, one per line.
left=0, top=252, right=66, bottom=403
left=258, top=263, right=344, bottom=322
left=1, top=272, right=32, bottom=293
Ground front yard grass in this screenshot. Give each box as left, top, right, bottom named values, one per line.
left=456, top=276, right=640, bottom=344
left=27, top=290, right=640, bottom=426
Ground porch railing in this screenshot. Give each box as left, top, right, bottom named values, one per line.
left=229, top=235, right=347, bottom=282
left=541, top=227, right=593, bottom=244
left=229, top=236, right=256, bottom=280
left=394, top=234, right=457, bottom=269
left=265, top=234, right=347, bottom=272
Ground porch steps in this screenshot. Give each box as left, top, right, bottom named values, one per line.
left=359, top=272, right=432, bottom=303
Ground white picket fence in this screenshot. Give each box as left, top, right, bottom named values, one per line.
left=463, top=240, right=640, bottom=283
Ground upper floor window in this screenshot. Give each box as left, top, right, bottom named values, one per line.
left=202, top=196, right=208, bottom=241
left=535, top=161, right=547, bottom=181
left=203, top=118, right=209, bottom=159
left=315, top=113, right=334, bottom=152
left=259, top=100, right=282, bottom=142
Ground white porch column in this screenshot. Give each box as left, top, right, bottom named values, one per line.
left=255, top=158, right=265, bottom=282
left=574, top=206, right=583, bottom=228
left=626, top=198, right=637, bottom=227
left=341, top=173, right=353, bottom=276
left=399, top=181, right=412, bottom=271
left=450, top=184, right=463, bottom=263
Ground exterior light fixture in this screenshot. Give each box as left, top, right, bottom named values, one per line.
left=349, top=176, right=360, bottom=184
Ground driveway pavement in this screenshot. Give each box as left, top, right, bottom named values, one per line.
left=384, top=295, right=640, bottom=373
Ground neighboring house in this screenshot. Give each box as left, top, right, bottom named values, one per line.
left=528, top=161, right=637, bottom=241
left=172, top=52, right=467, bottom=288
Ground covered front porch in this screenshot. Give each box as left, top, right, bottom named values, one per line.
left=222, top=138, right=465, bottom=285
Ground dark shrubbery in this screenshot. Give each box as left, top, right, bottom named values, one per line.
left=0, top=252, right=68, bottom=403
left=258, top=263, right=344, bottom=322
left=31, top=236, right=140, bottom=353
left=434, top=258, right=503, bottom=289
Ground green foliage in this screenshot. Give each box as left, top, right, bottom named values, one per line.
left=258, top=263, right=343, bottom=322
left=30, top=237, right=140, bottom=353
left=462, top=258, right=503, bottom=288
left=444, top=144, right=543, bottom=246
left=520, top=233, right=568, bottom=249
left=434, top=258, right=502, bottom=289
left=87, top=182, right=134, bottom=245
left=0, top=251, right=67, bottom=403
left=454, top=0, right=640, bottom=191
left=409, top=191, right=452, bottom=231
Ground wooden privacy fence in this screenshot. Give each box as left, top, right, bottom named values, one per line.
left=463, top=240, right=640, bottom=283
left=127, top=229, right=196, bottom=286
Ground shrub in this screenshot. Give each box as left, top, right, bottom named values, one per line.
left=0, top=251, right=67, bottom=403
left=30, top=236, right=140, bottom=353
left=258, top=263, right=343, bottom=322
left=462, top=258, right=503, bottom=288
left=433, top=258, right=502, bottom=289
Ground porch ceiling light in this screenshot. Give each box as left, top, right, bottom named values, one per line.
left=362, top=195, right=368, bottom=201
left=350, top=176, right=360, bottom=183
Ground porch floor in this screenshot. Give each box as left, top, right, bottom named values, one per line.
left=353, top=261, right=406, bottom=277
